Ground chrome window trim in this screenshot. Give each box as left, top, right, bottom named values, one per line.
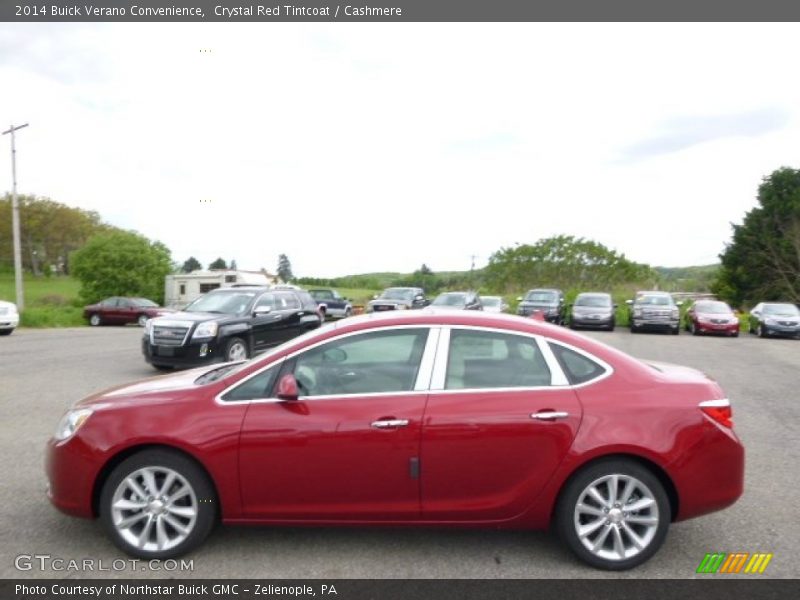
left=546, top=339, right=614, bottom=388
left=414, top=328, right=441, bottom=391
left=432, top=325, right=568, bottom=391
left=215, top=325, right=433, bottom=405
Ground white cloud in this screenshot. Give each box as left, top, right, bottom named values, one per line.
left=1, top=22, right=799, bottom=276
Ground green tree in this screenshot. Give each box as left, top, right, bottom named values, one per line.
left=715, top=167, right=800, bottom=306
left=70, top=231, right=173, bottom=304
left=277, top=254, right=293, bottom=282
left=208, top=257, right=227, bottom=270
left=393, top=264, right=440, bottom=293
left=181, top=256, right=202, bottom=273
left=484, top=235, right=656, bottom=293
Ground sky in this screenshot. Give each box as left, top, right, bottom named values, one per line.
left=1, top=23, right=799, bottom=278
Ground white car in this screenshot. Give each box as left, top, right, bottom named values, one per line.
left=480, top=295, right=509, bottom=313
left=0, top=300, right=20, bottom=335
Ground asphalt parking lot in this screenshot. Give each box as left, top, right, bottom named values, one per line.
left=0, top=326, right=798, bottom=579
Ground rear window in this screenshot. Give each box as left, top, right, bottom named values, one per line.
left=549, top=343, right=607, bottom=385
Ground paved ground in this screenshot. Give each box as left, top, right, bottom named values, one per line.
left=1, top=326, right=798, bottom=579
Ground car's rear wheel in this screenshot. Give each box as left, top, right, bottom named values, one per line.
left=224, top=337, right=248, bottom=362
left=137, top=314, right=149, bottom=327
left=89, top=314, right=102, bottom=326
left=99, top=449, right=216, bottom=559
left=555, top=459, right=670, bottom=570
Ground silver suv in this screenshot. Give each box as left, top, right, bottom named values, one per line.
left=627, top=291, right=681, bottom=334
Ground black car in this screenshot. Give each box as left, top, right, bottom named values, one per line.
left=569, top=292, right=616, bottom=331
left=748, top=302, right=800, bottom=339
left=366, top=287, right=428, bottom=312
left=142, top=286, right=322, bottom=369
left=430, top=291, right=483, bottom=310
left=516, top=288, right=566, bottom=324
left=309, top=289, right=353, bottom=319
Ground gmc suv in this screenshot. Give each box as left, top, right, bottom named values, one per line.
left=142, top=286, right=322, bottom=369
left=627, top=291, right=681, bottom=334
left=516, top=288, right=566, bottom=324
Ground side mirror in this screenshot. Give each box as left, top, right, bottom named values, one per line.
left=613, top=303, right=618, bottom=309
left=254, top=306, right=272, bottom=316
left=676, top=301, right=684, bottom=307
left=415, top=295, right=424, bottom=301
left=516, top=296, right=523, bottom=302
left=276, top=373, right=299, bottom=401
left=625, top=299, right=633, bottom=305
left=372, top=294, right=379, bottom=300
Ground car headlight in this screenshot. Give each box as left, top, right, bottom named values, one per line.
left=633, top=307, right=642, bottom=317
left=764, top=318, right=777, bottom=325
left=54, top=408, right=93, bottom=441
left=192, top=321, right=219, bottom=339
left=671, top=309, right=680, bottom=318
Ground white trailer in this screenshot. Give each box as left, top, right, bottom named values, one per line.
left=164, top=270, right=276, bottom=308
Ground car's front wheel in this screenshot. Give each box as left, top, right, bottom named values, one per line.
left=555, top=459, right=670, bottom=570
left=757, top=324, right=766, bottom=338
left=89, top=314, right=102, bottom=326
left=99, top=449, right=217, bottom=559
left=224, top=337, right=249, bottom=362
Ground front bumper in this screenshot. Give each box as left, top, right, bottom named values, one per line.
left=45, top=436, right=100, bottom=519
left=761, top=323, right=800, bottom=337
left=695, top=320, right=739, bottom=335
left=0, top=316, right=19, bottom=330
left=142, top=337, right=225, bottom=368
left=572, top=315, right=614, bottom=328
left=633, top=318, right=679, bottom=330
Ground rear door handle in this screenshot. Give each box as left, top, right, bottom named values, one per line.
left=531, top=411, right=569, bottom=421
left=371, top=419, right=409, bottom=429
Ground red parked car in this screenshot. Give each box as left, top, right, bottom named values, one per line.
left=684, top=300, right=740, bottom=337
left=83, top=297, right=170, bottom=327
left=46, top=311, right=744, bottom=570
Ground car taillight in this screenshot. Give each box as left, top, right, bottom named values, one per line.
left=699, top=398, right=733, bottom=428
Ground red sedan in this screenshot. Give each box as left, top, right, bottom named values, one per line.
left=684, top=300, right=740, bottom=337
left=46, top=310, right=744, bottom=570
left=83, top=297, right=170, bottom=327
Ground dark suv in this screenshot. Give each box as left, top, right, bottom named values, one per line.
left=516, top=288, right=566, bottom=324
left=366, top=287, right=428, bottom=312
left=142, top=286, right=322, bottom=369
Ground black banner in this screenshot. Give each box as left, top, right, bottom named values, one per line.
left=2, top=579, right=798, bottom=600
left=3, top=0, right=800, bottom=22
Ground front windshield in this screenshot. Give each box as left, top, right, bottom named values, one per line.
left=575, top=295, right=611, bottom=308
left=311, top=290, right=333, bottom=300
left=433, top=293, right=467, bottom=307
left=635, top=295, right=673, bottom=306
left=380, top=288, right=415, bottom=301
left=524, top=291, right=557, bottom=303
left=482, top=297, right=501, bottom=307
left=763, top=304, right=800, bottom=316
left=184, top=292, right=256, bottom=315
left=695, top=301, right=732, bottom=314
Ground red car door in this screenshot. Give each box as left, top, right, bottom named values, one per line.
left=420, top=328, right=582, bottom=521
left=238, top=328, right=432, bottom=520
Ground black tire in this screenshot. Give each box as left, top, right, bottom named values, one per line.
left=732, top=332, right=739, bottom=338
left=0, top=329, right=12, bottom=336
left=555, top=458, right=671, bottom=571
left=606, top=321, right=615, bottom=332
left=99, top=449, right=217, bottom=559
left=89, top=313, right=102, bottom=327
left=757, top=324, right=766, bottom=338
left=152, top=364, right=173, bottom=371
left=671, top=326, right=680, bottom=335
left=224, top=337, right=249, bottom=362
left=689, top=322, right=698, bottom=336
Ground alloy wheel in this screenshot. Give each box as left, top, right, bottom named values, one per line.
left=110, top=466, right=198, bottom=553
left=573, top=473, right=660, bottom=562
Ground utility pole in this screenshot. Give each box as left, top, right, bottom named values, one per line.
left=2, top=123, right=29, bottom=310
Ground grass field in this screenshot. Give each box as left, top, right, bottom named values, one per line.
left=0, top=274, right=85, bottom=327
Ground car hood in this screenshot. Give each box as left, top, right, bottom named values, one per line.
left=75, top=365, right=222, bottom=409
left=151, top=311, right=235, bottom=324
left=572, top=305, right=613, bottom=314
left=369, top=298, right=413, bottom=307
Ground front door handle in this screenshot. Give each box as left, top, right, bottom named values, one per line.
left=371, top=419, right=409, bottom=429
left=531, top=411, right=569, bottom=421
